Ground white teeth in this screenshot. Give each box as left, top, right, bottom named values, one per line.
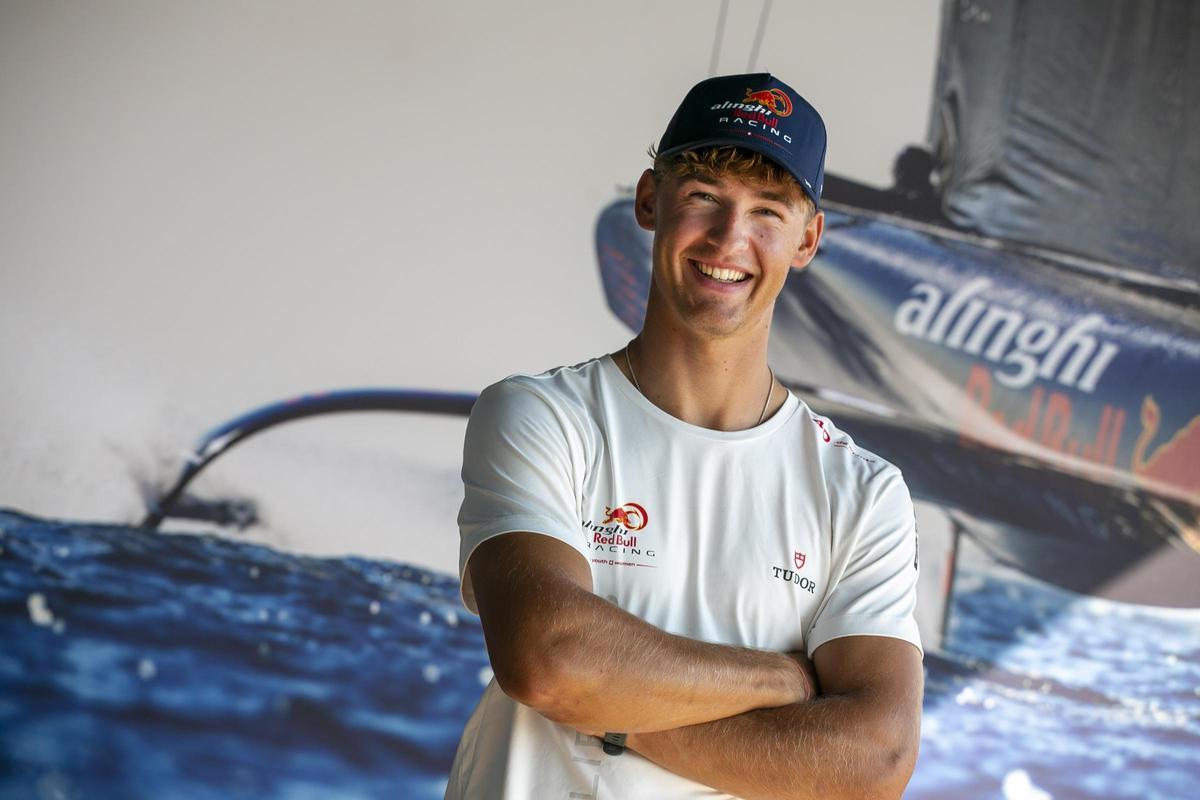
left=694, top=261, right=747, bottom=283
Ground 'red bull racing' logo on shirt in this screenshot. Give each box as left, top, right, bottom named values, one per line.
left=601, top=502, right=648, bottom=531
left=583, top=502, right=657, bottom=566
left=743, top=87, right=793, bottom=117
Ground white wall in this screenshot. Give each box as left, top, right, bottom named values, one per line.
left=0, top=1, right=940, bottom=572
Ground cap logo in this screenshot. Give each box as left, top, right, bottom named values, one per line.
left=664, top=74, right=824, bottom=206
left=742, top=87, right=792, bottom=118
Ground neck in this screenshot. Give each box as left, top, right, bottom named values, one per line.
left=622, top=314, right=781, bottom=431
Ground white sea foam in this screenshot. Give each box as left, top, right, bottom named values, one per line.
left=27, top=593, right=54, bottom=627
left=1003, top=769, right=1053, bottom=800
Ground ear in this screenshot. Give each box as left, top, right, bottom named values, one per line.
left=634, top=169, right=657, bottom=232
left=790, top=210, right=825, bottom=271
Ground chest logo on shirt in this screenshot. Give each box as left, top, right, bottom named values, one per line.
left=582, top=501, right=657, bottom=567
left=601, top=502, right=648, bottom=531
left=773, top=565, right=818, bottom=593
left=774, top=550, right=818, bottom=593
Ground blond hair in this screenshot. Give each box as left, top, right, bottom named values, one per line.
left=649, top=145, right=815, bottom=220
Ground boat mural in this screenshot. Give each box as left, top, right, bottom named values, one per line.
left=3, top=2, right=1198, bottom=797
left=597, top=0, right=1200, bottom=620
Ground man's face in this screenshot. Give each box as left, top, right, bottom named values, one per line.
left=634, top=167, right=824, bottom=340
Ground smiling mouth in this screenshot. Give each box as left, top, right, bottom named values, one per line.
left=691, top=260, right=750, bottom=284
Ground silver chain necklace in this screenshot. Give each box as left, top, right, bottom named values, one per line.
left=624, top=341, right=776, bottom=426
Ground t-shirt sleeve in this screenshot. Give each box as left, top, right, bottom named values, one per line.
left=457, top=379, right=586, bottom=613
left=806, top=466, right=922, bottom=657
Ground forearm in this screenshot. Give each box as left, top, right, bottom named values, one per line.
left=473, top=532, right=811, bottom=733
left=494, top=582, right=810, bottom=733
left=627, top=688, right=919, bottom=800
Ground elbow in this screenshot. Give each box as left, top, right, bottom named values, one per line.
left=810, top=748, right=915, bottom=800
left=852, top=731, right=919, bottom=800
left=807, top=720, right=918, bottom=800
left=845, top=688, right=922, bottom=800
left=491, top=632, right=592, bottom=723
left=873, top=739, right=920, bottom=799
left=494, top=660, right=565, bottom=715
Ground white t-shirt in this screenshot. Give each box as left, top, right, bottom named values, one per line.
left=446, top=355, right=920, bottom=800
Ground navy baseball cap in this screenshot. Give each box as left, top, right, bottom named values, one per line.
left=657, top=73, right=827, bottom=207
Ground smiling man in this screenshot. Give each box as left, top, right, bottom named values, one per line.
left=444, top=74, right=924, bottom=800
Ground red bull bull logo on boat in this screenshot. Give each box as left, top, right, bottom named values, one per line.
left=1133, top=395, right=1200, bottom=498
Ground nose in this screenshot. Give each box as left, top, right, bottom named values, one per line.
left=705, top=206, right=751, bottom=254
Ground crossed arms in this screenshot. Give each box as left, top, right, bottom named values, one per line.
left=468, top=531, right=924, bottom=800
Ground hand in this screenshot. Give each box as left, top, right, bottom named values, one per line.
left=786, top=650, right=819, bottom=701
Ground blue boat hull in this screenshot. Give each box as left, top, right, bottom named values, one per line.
left=595, top=199, right=1200, bottom=606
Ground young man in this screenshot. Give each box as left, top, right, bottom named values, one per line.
left=445, top=74, right=923, bottom=800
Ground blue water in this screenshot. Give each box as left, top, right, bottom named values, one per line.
left=0, top=510, right=489, bottom=799
left=1, top=509, right=1197, bottom=799
left=913, top=544, right=1200, bottom=799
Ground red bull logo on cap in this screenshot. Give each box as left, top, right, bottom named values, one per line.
left=743, top=87, right=793, bottom=117
left=601, top=502, right=649, bottom=531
